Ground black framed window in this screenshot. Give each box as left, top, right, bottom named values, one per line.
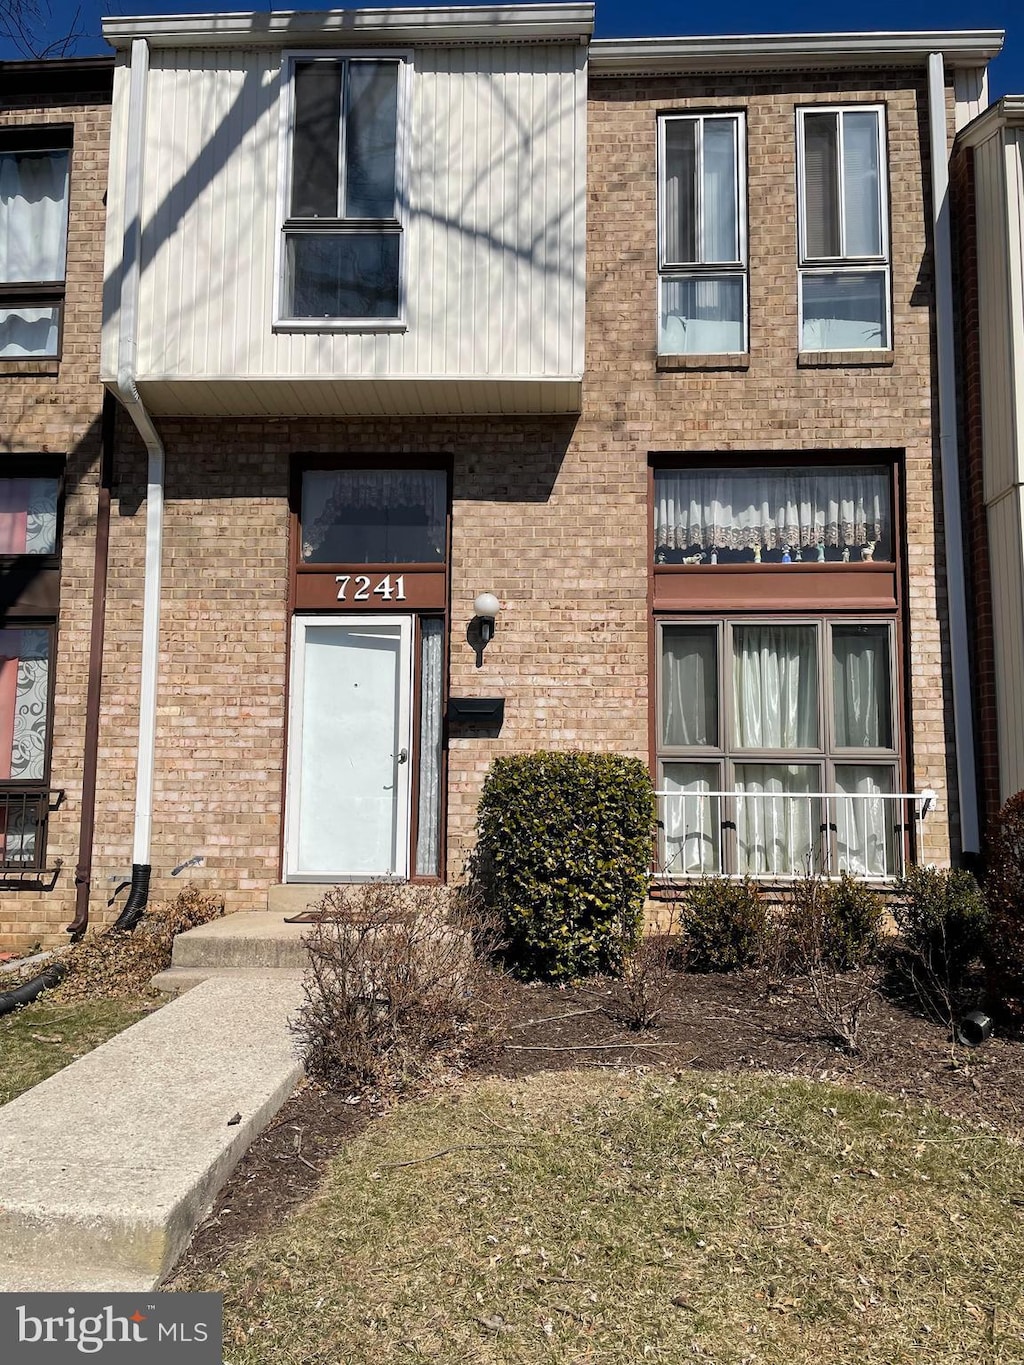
left=0, top=127, right=72, bottom=359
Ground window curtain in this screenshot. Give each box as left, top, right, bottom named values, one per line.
left=662, top=627, right=716, bottom=747
left=733, top=625, right=817, bottom=749
left=0, top=478, right=58, bottom=554
left=0, top=305, right=60, bottom=359
left=414, top=619, right=443, bottom=876
left=0, top=151, right=69, bottom=284
left=301, top=470, right=446, bottom=562
left=661, top=763, right=720, bottom=875
left=654, top=466, right=887, bottom=554
left=832, top=628, right=890, bottom=748
left=735, top=764, right=820, bottom=876
left=0, top=628, right=50, bottom=865
left=835, top=765, right=895, bottom=877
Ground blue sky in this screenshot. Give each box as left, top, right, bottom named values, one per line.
left=3, top=0, right=1021, bottom=99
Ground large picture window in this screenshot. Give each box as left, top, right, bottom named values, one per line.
left=797, top=106, right=889, bottom=351
left=280, top=55, right=405, bottom=324
left=657, top=617, right=901, bottom=879
left=658, top=112, right=746, bottom=355
left=0, top=129, right=71, bottom=359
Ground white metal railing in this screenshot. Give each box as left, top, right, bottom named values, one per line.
left=655, top=788, right=936, bottom=881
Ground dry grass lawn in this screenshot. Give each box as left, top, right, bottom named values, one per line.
left=178, top=1069, right=1024, bottom=1364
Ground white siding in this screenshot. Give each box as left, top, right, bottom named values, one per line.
left=102, top=40, right=586, bottom=405
left=988, top=489, right=1024, bottom=801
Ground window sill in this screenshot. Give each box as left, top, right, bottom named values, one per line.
left=273, top=320, right=407, bottom=335
left=798, top=349, right=894, bottom=368
left=657, top=353, right=750, bottom=372
left=0, top=357, right=60, bottom=376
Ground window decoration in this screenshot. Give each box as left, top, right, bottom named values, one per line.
left=281, top=56, right=404, bottom=322
left=0, top=133, right=71, bottom=358
left=0, top=477, right=59, bottom=554
left=658, top=618, right=900, bottom=878
left=653, top=465, right=890, bottom=564
left=797, top=106, right=890, bottom=350
left=658, top=112, right=746, bottom=354
left=301, top=469, right=446, bottom=564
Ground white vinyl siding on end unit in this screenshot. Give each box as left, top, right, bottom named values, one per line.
left=657, top=112, right=746, bottom=355
left=796, top=105, right=890, bottom=351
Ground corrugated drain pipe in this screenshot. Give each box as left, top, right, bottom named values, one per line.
left=112, top=35, right=165, bottom=931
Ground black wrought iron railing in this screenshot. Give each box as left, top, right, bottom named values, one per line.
left=0, top=788, right=63, bottom=874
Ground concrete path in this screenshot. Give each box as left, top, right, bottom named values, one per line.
left=0, top=972, right=304, bottom=1292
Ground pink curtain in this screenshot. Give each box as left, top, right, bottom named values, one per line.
left=0, top=482, right=28, bottom=554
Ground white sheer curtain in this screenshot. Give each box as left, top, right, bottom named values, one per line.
left=832, top=627, right=890, bottom=748
left=736, top=764, right=820, bottom=876
left=733, top=625, right=817, bottom=749
left=301, top=469, right=447, bottom=562
left=662, top=762, right=720, bottom=875
left=0, top=151, right=69, bottom=283
left=415, top=619, right=443, bottom=876
left=662, top=626, right=716, bottom=747
left=654, top=466, right=888, bottom=554
left=835, top=765, right=895, bottom=877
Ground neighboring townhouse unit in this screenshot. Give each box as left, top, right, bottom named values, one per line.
left=0, top=58, right=114, bottom=952
left=0, top=7, right=1004, bottom=949
left=953, top=96, right=1024, bottom=828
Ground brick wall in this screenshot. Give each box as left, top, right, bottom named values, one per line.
left=4, top=63, right=962, bottom=945
left=0, top=84, right=110, bottom=951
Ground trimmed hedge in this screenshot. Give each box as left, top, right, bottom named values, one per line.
left=473, top=750, right=655, bottom=981
left=681, top=877, right=766, bottom=973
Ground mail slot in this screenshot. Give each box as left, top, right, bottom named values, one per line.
left=447, top=697, right=505, bottom=724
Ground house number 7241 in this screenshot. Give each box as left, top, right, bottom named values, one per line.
left=335, top=574, right=407, bottom=602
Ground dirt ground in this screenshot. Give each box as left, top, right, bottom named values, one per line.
left=176, top=968, right=1024, bottom=1278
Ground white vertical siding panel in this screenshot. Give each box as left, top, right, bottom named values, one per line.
left=989, top=491, right=1024, bottom=799
left=127, top=41, right=585, bottom=390
left=101, top=58, right=132, bottom=381
left=976, top=133, right=1016, bottom=503
left=1005, top=130, right=1024, bottom=488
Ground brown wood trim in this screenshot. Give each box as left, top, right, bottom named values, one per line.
left=295, top=569, right=446, bottom=611
left=653, top=568, right=897, bottom=612
left=69, top=391, right=114, bottom=935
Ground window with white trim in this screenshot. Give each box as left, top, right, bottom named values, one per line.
left=0, top=128, right=71, bottom=359
left=281, top=55, right=405, bottom=324
left=657, top=617, right=902, bottom=878
left=657, top=112, right=746, bottom=355
left=797, top=105, right=890, bottom=351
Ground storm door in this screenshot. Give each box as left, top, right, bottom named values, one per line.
left=285, top=614, right=413, bottom=880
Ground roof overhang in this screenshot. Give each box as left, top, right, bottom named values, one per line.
left=589, top=30, right=1004, bottom=78
left=956, top=93, right=1024, bottom=149
left=102, top=4, right=595, bottom=49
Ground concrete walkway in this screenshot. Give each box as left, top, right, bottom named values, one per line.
left=0, top=972, right=304, bottom=1292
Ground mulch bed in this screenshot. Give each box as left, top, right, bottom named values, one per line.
left=176, top=970, right=1024, bottom=1276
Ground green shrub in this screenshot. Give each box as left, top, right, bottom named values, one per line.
left=681, top=878, right=766, bottom=973
left=895, top=868, right=988, bottom=999
left=473, top=750, right=655, bottom=981
left=985, top=792, right=1024, bottom=1023
left=789, top=873, right=885, bottom=972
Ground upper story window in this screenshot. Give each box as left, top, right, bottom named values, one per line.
left=657, top=112, right=746, bottom=355
left=797, top=106, right=890, bottom=351
left=280, top=55, right=406, bottom=326
left=301, top=469, right=446, bottom=564
left=0, top=128, right=71, bottom=359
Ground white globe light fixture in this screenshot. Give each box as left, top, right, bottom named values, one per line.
left=473, top=592, right=500, bottom=653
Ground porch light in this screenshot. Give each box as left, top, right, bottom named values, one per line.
left=471, top=592, right=500, bottom=666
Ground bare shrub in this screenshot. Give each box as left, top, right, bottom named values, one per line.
left=57, top=886, right=224, bottom=1001
left=293, top=882, right=498, bottom=1091
left=620, top=910, right=680, bottom=1030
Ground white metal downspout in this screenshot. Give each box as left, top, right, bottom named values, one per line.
left=927, top=51, right=980, bottom=857
left=116, top=36, right=165, bottom=875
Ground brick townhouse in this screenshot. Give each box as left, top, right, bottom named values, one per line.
left=0, top=8, right=1006, bottom=950
left=0, top=58, right=113, bottom=950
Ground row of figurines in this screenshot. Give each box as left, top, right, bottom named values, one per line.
left=672, top=540, right=879, bottom=564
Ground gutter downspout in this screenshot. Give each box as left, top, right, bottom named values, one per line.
left=114, top=35, right=164, bottom=929
left=927, top=51, right=980, bottom=859
left=67, top=390, right=116, bottom=939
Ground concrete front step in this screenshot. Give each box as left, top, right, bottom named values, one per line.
left=0, top=974, right=304, bottom=1293
left=171, top=910, right=311, bottom=970
left=151, top=965, right=307, bottom=997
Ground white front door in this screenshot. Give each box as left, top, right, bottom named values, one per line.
left=286, top=615, right=413, bottom=880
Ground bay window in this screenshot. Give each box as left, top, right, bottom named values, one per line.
left=280, top=55, right=405, bottom=324
left=0, top=129, right=71, bottom=359
left=658, top=618, right=901, bottom=879
left=797, top=106, right=889, bottom=351
left=658, top=112, right=746, bottom=355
